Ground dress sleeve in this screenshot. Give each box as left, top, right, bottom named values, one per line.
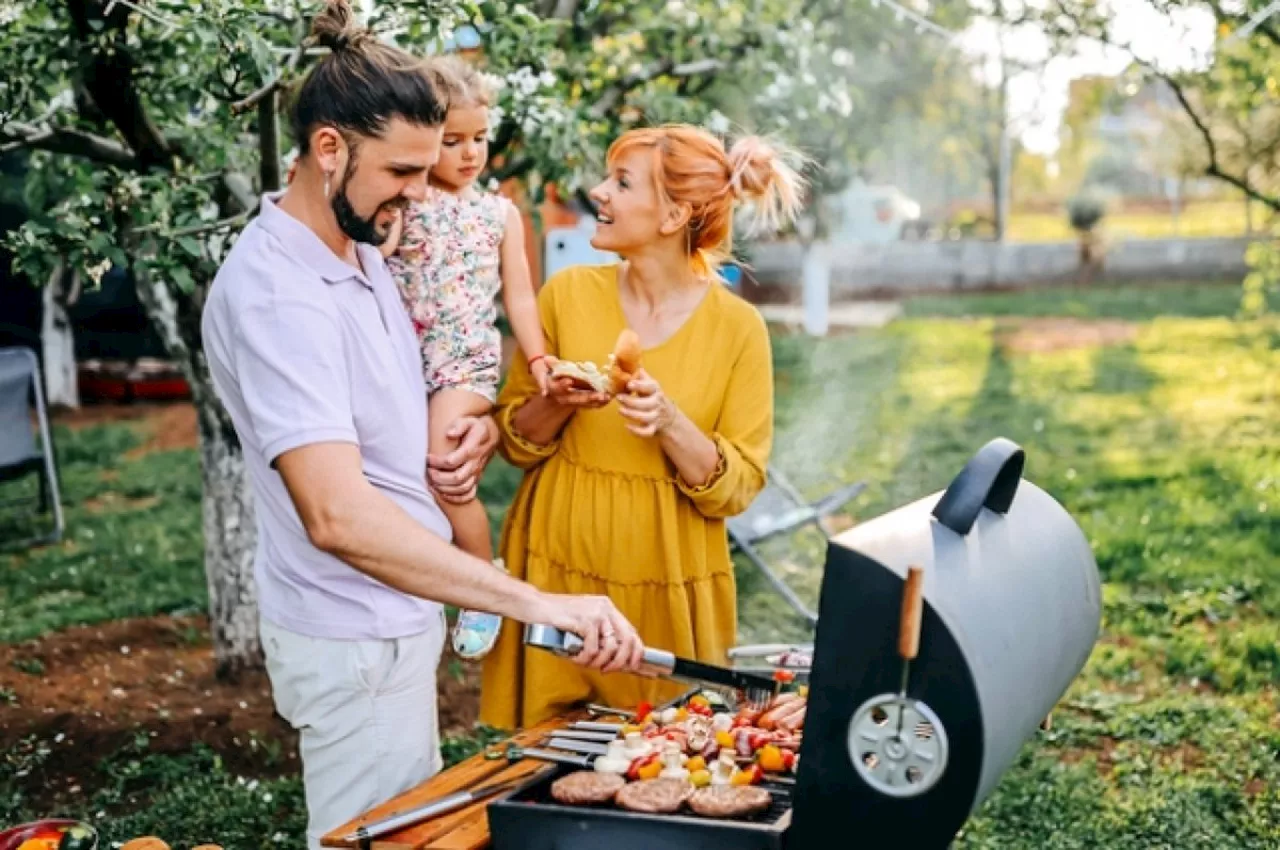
left=677, top=308, right=773, bottom=518
left=495, top=275, right=562, bottom=469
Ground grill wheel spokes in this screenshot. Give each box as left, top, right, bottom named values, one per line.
left=847, top=696, right=949, bottom=798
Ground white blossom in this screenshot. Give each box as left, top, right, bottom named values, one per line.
left=831, top=48, right=854, bottom=67
left=487, top=104, right=506, bottom=138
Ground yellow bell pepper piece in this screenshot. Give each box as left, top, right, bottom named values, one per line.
left=689, top=769, right=712, bottom=788
left=757, top=745, right=785, bottom=773
left=685, top=755, right=707, bottom=773
left=637, top=758, right=663, bottom=780
left=715, top=731, right=735, bottom=749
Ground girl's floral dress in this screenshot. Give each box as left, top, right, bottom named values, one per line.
left=387, top=186, right=510, bottom=402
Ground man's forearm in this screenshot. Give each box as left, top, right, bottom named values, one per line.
left=316, top=481, right=545, bottom=621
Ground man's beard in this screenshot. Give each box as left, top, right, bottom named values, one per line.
left=330, top=164, right=399, bottom=246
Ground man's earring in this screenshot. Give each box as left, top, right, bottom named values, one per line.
left=323, top=171, right=332, bottom=199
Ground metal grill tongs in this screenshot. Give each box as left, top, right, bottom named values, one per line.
left=524, top=624, right=777, bottom=709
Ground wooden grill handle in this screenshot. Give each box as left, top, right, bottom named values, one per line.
left=898, top=565, right=925, bottom=661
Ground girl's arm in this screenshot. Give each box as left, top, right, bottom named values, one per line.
left=498, top=202, right=550, bottom=390
left=379, top=208, right=406, bottom=260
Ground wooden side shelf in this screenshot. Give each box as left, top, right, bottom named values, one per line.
left=322, top=714, right=579, bottom=850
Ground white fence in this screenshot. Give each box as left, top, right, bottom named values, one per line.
left=745, top=237, right=1254, bottom=297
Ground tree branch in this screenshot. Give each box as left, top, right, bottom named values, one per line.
left=1156, top=69, right=1280, bottom=212
left=1043, top=2, right=1280, bottom=212
left=171, top=209, right=256, bottom=238
left=232, top=29, right=310, bottom=115
left=0, top=122, right=139, bottom=168
left=1205, top=0, right=1280, bottom=47
left=63, top=0, right=177, bottom=170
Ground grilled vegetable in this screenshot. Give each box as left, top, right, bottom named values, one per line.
left=756, top=745, right=786, bottom=773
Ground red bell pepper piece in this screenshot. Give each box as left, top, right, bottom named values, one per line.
left=626, top=753, right=659, bottom=781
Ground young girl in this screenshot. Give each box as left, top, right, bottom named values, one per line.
left=383, top=56, right=551, bottom=660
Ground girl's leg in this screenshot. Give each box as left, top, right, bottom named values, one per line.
left=428, top=388, right=494, bottom=560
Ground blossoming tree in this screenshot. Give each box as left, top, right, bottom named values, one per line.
left=0, top=0, right=962, bottom=673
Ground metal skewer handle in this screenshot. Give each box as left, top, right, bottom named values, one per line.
left=896, top=565, right=924, bottom=735
left=847, top=564, right=949, bottom=798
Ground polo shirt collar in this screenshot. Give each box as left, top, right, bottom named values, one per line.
left=256, top=191, right=383, bottom=290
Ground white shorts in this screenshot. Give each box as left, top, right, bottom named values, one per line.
left=259, top=615, right=446, bottom=849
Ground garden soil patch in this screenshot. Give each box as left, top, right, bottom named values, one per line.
left=2, top=615, right=481, bottom=808
left=996, top=318, right=1137, bottom=353
left=58, top=402, right=198, bottom=456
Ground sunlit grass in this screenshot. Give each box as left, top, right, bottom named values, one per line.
left=4, top=281, right=1278, bottom=845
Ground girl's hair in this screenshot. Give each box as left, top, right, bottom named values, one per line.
left=427, top=55, right=495, bottom=110
left=288, top=0, right=448, bottom=156
left=605, top=125, right=806, bottom=277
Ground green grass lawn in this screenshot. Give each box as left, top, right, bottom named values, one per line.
left=3, top=280, right=1279, bottom=847
left=902, top=280, right=1244, bottom=321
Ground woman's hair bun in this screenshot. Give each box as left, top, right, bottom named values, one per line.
left=726, top=135, right=807, bottom=236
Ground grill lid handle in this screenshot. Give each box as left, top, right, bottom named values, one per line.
left=931, top=437, right=1025, bottom=536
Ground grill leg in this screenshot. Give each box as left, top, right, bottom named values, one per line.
left=37, top=462, right=49, bottom=514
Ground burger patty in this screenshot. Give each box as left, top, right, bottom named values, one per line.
left=687, top=786, right=773, bottom=818
left=549, top=771, right=626, bottom=805
left=614, top=778, right=695, bottom=814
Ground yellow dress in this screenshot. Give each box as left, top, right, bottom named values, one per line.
left=479, top=264, right=775, bottom=730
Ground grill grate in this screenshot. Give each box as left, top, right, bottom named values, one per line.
left=508, top=771, right=794, bottom=827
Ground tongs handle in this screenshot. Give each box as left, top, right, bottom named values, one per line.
left=524, top=624, right=674, bottom=674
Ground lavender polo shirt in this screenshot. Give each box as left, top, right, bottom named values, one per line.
left=202, top=192, right=452, bottom=641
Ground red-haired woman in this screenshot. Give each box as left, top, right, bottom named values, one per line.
left=480, top=126, right=806, bottom=728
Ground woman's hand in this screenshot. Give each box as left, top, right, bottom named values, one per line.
left=616, top=368, right=676, bottom=437
left=545, top=361, right=613, bottom=410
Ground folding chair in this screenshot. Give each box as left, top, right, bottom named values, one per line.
left=0, top=346, right=65, bottom=546
left=727, top=467, right=867, bottom=628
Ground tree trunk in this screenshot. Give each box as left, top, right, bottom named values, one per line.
left=41, top=266, right=79, bottom=409
left=198, top=394, right=261, bottom=678
left=131, top=259, right=262, bottom=677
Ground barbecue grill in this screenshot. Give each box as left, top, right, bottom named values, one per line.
left=488, top=437, right=1102, bottom=849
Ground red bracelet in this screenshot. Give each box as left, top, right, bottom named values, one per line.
left=527, top=354, right=548, bottom=371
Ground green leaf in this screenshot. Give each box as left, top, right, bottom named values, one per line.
left=169, top=265, right=196, bottom=293
left=177, top=236, right=204, bottom=258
